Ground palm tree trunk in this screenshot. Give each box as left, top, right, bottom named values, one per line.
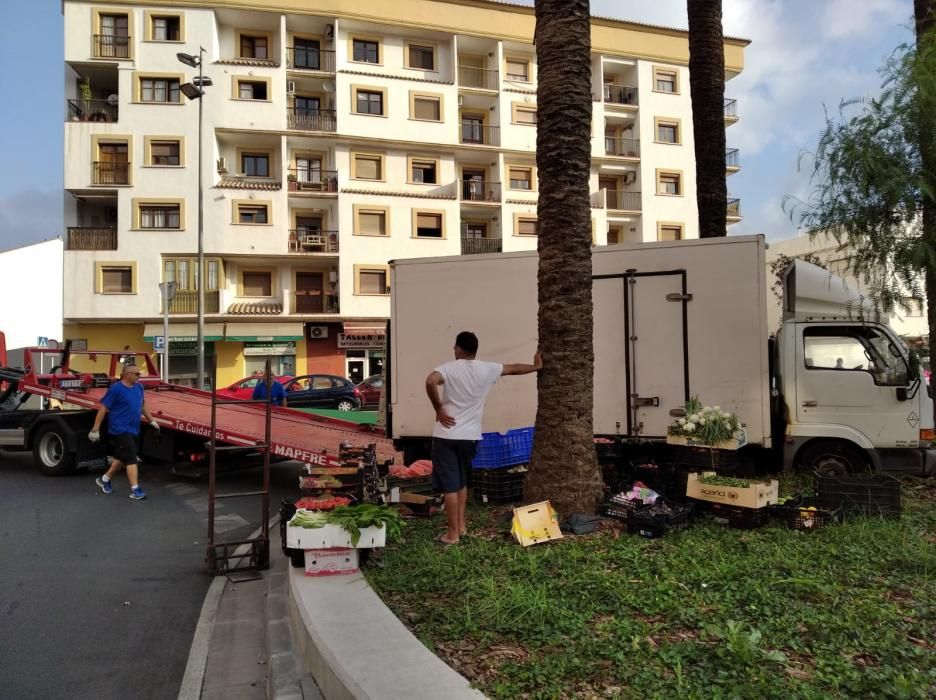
left=526, top=0, right=603, bottom=515
left=688, top=0, right=728, bottom=237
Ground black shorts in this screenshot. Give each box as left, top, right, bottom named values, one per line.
left=431, top=438, right=477, bottom=494
left=110, top=433, right=139, bottom=465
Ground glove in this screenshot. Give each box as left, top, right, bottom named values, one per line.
left=150, top=420, right=160, bottom=431
left=88, top=431, right=100, bottom=442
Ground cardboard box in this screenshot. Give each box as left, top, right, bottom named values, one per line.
left=304, top=548, right=359, bottom=577
left=667, top=429, right=748, bottom=451
left=686, top=471, right=779, bottom=509
left=286, top=520, right=386, bottom=549
left=395, top=492, right=441, bottom=517
left=511, top=501, right=563, bottom=547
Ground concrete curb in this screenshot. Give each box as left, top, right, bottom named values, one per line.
left=267, top=552, right=321, bottom=700
left=178, top=575, right=226, bottom=700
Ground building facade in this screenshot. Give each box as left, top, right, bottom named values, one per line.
left=62, top=0, right=748, bottom=387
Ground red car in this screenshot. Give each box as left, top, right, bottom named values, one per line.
left=217, top=375, right=292, bottom=401
left=356, top=375, right=383, bottom=410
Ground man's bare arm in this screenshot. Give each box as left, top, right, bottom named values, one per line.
left=91, top=405, right=108, bottom=433
left=502, top=351, right=543, bottom=376
left=425, top=370, right=455, bottom=428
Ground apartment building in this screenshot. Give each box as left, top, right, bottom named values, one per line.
left=62, top=0, right=748, bottom=387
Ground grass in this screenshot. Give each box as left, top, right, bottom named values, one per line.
left=367, top=475, right=936, bottom=699
left=295, top=408, right=379, bottom=425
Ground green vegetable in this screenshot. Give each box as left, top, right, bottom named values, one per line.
left=699, top=475, right=751, bottom=488
left=290, top=504, right=404, bottom=546
left=290, top=511, right=327, bottom=529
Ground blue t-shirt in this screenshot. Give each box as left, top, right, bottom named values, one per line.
left=101, top=381, right=145, bottom=436
left=252, top=379, right=286, bottom=406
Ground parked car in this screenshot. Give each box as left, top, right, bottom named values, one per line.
left=356, top=374, right=383, bottom=410
left=283, top=374, right=361, bottom=411
left=218, top=375, right=292, bottom=400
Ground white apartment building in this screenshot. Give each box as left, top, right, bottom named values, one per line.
left=61, top=0, right=748, bottom=387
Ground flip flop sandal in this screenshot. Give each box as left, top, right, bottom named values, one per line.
left=435, top=533, right=458, bottom=546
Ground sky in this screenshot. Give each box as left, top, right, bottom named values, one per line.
left=0, top=0, right=916, bottom=250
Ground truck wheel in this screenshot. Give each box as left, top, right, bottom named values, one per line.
left=336, top=399, right=355, bottom=412
left=798, top=440, right=868, bottom=477
left=32, top=425, right=77, bottom=476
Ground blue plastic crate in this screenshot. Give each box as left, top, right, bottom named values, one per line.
left=472, top=427, right=535, bottom=469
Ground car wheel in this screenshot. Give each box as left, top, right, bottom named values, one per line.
left=336, top=399, right=355, bottom=412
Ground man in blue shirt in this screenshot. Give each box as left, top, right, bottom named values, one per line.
left=252, top=370, right=288, bottom=407
left=88, top=363, right=159, bottom=500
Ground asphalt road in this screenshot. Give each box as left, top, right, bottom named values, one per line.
left=0, top=450, right=299, bottom=700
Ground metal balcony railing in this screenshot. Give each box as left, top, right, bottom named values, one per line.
left=726, top=148, right=740, bottom=168
left=92, top=161, right=129, bottom=185
left=458, top=65, right=499, bottom=90
left=724, top=98, right=738, bottom=118
left=286, top=47, right=336, bottom=72
left=603, top=84, right=639, bottom=106
left=65, top=227, right=117, bottom=250
left=603, top=190, right=642, bottom=211
left=461, top=237, right=502, bottom=255
left=460, top=124, right=500, bottom=146
left=164, top=290, right=220, bottom=315
left=288, top=230, right=339, bottom=253
left=66, top=99, right=118, bottom=123
left=460, top=180, right=501, bottom=202
left=727, top=198, right=742, bottom=218
left=93, top=34, right=130, bottom=58
left=287, top=168, right=338, bottom=193
left=292, top=292, right=339, bottom=314
left=604, top=137, right=640, bottom=158
left=286, top=108, right=337, bottom=131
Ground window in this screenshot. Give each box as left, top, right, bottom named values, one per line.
left=410, top=158, right=438, bottom=184
left=240, top=35, right=268, bottom=60
left=463, top=222, right=487, bottom=238
left=654, top=67, right=678, bottom=94
left=238, top=80, right=268, bottom=100
left=516, top=217, right=537, bottom=236
left=657, top=171, right=682, bottom=196
left=512, top=104, right=537, bottom=125
left=355, top=206, right=389, bottom=236
left=312, top=376, right=334, bottom=390
left=243, top=271, right=272, bottom=297
left=356, top=267, right=389, bottom=295
left=411, top=94, right=442, bottom=121
left=164, top=258, right=221, bottom=290
left=658, top=224, right=683, bottom=241
left=151, top=16, right=180, bottom=41
left=352, top=153, right=383, bottom=180
left=505, top=58, right=530, bottom=81
left=352, top=38, right=380, bottom=64
left=237, top=203, right=269, bottom=224
left=414, top=211, right=444, bottom=238
left=407, top=43, right=435, bottom=70
left=803, top=327, right=909, bottom=386
left=292, top=38, right=321, bottom=69
left=140, top=205, right=181, bottom=229
left=150, top=140, right=180, bottom=166
left=140, top=77, right=180, bottom=103
left=354, top=88, right=384, bottom=116
left=101, top=266, right=133, bottom=294
left=241, top=153, right=270, bottom=177
left=508, top=167, right=533, bottom=191
left=96, top=12, right=130, bottom=58
left=656, top=119, right=680, bottom=144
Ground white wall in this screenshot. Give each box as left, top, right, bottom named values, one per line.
left=0, top=240, right=64, bottom=348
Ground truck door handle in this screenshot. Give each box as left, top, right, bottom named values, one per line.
left=802, top=400, right=818, bottom=407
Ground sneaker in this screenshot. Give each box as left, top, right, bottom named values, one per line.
left=129, top=486, right=147, bottom=500
left=96, top=477, right=113, bottom=494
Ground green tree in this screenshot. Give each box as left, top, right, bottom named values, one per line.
left=526, top=0, right=603, bottom=514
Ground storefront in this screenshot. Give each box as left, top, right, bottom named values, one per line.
left=143, top=323, right=223, bottom=388
left=225, top=322, right=305, bottom=378
left=338, top=322, right=386, bottom=384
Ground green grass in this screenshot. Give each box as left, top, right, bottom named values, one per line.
left=367, top=476, right=936, bottom=699
left=296, top=408, right=379, bottom=425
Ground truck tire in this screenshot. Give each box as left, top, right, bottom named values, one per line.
left=797, top=440, right=869, bottom=477
left=32, top=424, right=77, bottom=476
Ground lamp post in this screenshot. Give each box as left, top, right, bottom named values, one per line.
left=177, top=49, right=212, bottom=390
left=158, top=281, right=178, bottom=382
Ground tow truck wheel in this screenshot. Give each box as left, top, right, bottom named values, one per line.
left=33, top=425, right=77, bottom=476
left=798, top=440, right=868, bottom=477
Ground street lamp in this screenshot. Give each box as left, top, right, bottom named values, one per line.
left=178, top=48, right=211, bottom=390
left=158, top=281, right=178, bottom=382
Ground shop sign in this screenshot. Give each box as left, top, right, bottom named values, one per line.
left=244, top=341, right=297, bottom=356
left=337, top=333, right=385, bottom=349
left=169, top=341, right=215, bottom=357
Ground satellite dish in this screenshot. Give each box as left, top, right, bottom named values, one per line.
left=322, top=81, right=335, bottom=93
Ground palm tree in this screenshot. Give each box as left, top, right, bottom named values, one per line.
left=525, top=0, right=604, bottom=515
left=687, top=0, right=728, bottom=237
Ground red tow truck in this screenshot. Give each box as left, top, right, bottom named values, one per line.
left=0, top=337, right=396, bottom=476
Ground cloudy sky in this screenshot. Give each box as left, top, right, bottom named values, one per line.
left=0, top=0, right=915, bottom=250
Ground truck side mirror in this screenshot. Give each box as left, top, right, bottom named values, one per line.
left=897, top=387, right=909, bottom=402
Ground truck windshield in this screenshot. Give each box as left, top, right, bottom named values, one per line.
left=803, top=326, right=908, bottom=386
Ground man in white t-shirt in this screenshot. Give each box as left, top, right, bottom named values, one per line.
left=425, top=331, right=542, bottom=545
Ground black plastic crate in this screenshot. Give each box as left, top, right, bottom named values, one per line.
left=815, top=473, right=901, bottom=519
left=774, top=496, right=843, bottom=530
left=627, top=501, right=695, bottom=539
left=471, top=466, right=526, bottom=504
left=626, top=462, right=692, bottom=501
left=600, top=493, right=646, bottom=522
left=706, top=502, right=771, bottom=529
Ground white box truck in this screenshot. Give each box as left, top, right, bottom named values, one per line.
left=387, top=235, right=934, bottom=476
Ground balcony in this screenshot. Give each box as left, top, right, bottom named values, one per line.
left=164, top=290, right=221, bottom=315
left=460, top=124, right=500, bottom=147
left=460, top=180, right=501, bottom=203
left=65, top=227, right=117, bottom=251
left=603, top=84, right=638, bottom=107
left=66, top=99, right=118, bottom=123
left=592, top=190, right=641, bottom=211
left=461, top=237, right=502, bottom=255
left=724, top=98, right=739, bottom=123
left=288, top=230, right=339, bottom=254
left=604, top=137, right=640, bottom=158
left=286, top=47, right=336, bottom=72
left=726, top=148, right=740, bottom=171
left=727, top=198, right=742, bottom=221
left=92, top=161, right=129, bottom=186
left=286, top=108, right=337, bottom=132
left=93, top=34, right=130, bottom=59
left=292, top=292, right=339, bottom=315
left=287, top=168, right=338, bottom=194
left=458, top=65, right=499, bottom=91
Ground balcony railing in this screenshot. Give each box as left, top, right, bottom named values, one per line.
left=164, top=290, right=220, bottom=315
left=460, top=124, right=500, bottom=147
left=461, top=237, right=502, bottom=255
left=288, top=229, right=339, bottom=253
left=93, top=34, right=130, bottom=59
left=458, top=65, right=499, bottom=90
left=604, top=137, right=640, bottom=158
left=727, top=198, right=742, bottom=218
left=65, top=227, right=117, bottom=251
left=726, top=148, right=740, bottom=169
left=604, top=190, right=641, bottom=211
left=287, top=108, right=337, bottom=132
left=460, top=180, right=501, bottom=202
left=724, top=98, right=738, bottom=119
left=292, top=292, right=339, bottom=314
left=286, top=47, right=336, bottom=72
left=66, top=98, right=118, bottom=123
left=93, top=161, right=129, bottom=185
left=603, top=84, right=639, bottom=106
left=287, top=168, right=338, bottom=193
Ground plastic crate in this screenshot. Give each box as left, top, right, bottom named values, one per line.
left=472, top=465, right=526, bottom=504
left=774, top=496, right=843, bottom=530
left=627, top=501, right=695, bottom=539
left=706, top=503, right=771, bottom=529
left=626, top=462, right=691, bottom=501
left=815, top=473, right=901, bottom=519
left=472, top=427, right=535, bottom=469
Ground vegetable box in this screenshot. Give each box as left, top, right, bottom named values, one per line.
left=304, top=548, right=359, bottom=577
left=686, top=471, right=778, bottom=509
left=666, top=429, right=747, bottom=451
left=286, top=518, right=387, bottom=549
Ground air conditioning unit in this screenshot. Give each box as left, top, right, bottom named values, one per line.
left=324, top=24, right=334, bottom=40
left=309, top=325, right=329, bottom=339
left=623, top=171, right=637, bottom=185
left=216, top=157, right=228, bottom=174
left=286, top=80, right=296, bottom=94
left=457, top=95, right=464, bottom=107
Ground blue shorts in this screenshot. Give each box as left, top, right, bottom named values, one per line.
left=431, top=438, right=477, bottom=494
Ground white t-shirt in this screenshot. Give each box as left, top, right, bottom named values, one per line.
left=432, top=359, right=504, bottom=440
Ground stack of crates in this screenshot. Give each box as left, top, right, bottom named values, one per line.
left=471, top=427, right=534, bottom=504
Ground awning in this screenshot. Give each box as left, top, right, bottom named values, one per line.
left=225, top=322, right=304, bottom=342
left=342, top=321, right=386, bottom=336
left=143, top=323, right=224, bottom=342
